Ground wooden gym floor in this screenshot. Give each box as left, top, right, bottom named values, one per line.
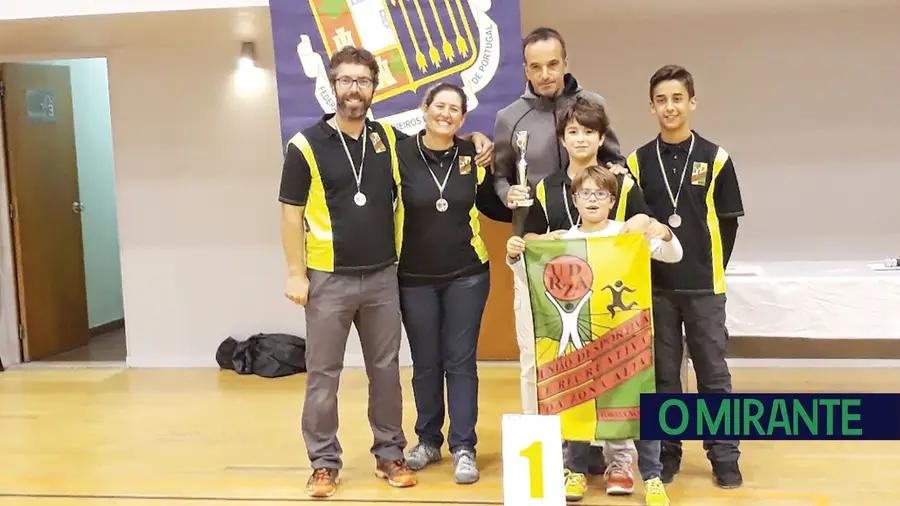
left=1, top=365, right=899, bottom=506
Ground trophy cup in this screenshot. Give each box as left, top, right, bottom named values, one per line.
left=512, top=130, right=533, bottom=237
left=514, top=131, right=534, bottom=207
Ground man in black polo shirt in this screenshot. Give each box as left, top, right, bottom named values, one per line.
left=625, top=65, right=745, bottom=489
left=278, top=47, right=493, bottom=498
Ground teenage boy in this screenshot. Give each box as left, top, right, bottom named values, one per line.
left=507, top=165, right=678, bottom=506
left=624, top=64, right=745, bottom=488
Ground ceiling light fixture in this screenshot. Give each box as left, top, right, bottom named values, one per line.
left=239, top=41, right=257, bottom=70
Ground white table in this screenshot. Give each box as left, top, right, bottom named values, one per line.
left=724, top=261, right=900, bottom=339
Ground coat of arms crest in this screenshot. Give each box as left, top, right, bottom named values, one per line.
left=295, top=0, right=501, bottom=134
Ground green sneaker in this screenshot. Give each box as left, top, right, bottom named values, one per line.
left=565, top=471, right=587, bottom=502
left=644, top=477, right=670, bottom=505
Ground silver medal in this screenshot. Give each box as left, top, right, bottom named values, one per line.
left=417, top=135, right=458, bottom=216
left=656, top=133, right=695, bottom=230
left=668, top=213, right=682, bottom=228
left=335, top=118, right=368, bottom=210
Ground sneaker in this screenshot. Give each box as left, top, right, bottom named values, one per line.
left=604, top=461, right=634, bottom=495
left=306, top=468, right=339, bottom=498
left=660, top=454, right=680, bottom=484
left=375, top=459, right=417, bottom=488
left=405, top=442, right=441, bottom=471
left=712, top=460, right=743, bottom=488
left=643, top=477, right=670, bottom=506
left=453, top=449, right=479, bottom=484
left=565, top=471, right=587, bottom=502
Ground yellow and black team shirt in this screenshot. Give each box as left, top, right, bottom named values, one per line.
left=523, top=169, right=652, bottom=235
left=395, top=132, right=490, bottom=286
left=278, top=114, right=406, bottom=274
left=626, top=131, right=745, bottom=295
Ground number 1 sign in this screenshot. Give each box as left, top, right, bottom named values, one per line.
left=501, top=414, right=565, bottom=506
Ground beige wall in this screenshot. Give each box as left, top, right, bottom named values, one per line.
left=1, top=1, right=898, bottom=368
left=105, top=41, right=297, bottom=367
left=95, top=32, right=416, bottom=368
left=104, top=36, right=414, bottom=367
left=519, top=1, right=900, bottom=262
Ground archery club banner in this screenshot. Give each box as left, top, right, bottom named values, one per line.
left=268, top=0, right=525, bottom=144
left=525, top=233, right=657, bottom=441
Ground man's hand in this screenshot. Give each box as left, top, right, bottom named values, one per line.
left=470, top=132, right=494, bottom=167
left=506, top=184, right=530, bottom=209
left=506, top=236, right=526, bottom=260
left=285, top=275, right=310, bottom=306
left=606, top=162, right=631, bottom=177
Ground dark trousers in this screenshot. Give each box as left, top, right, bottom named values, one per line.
left=399, top=270, right=490, bottom=454
left=652, top=292, right=740, bottom=464
left=302, top=265, right=407, bottom=470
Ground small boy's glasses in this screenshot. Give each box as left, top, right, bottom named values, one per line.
left=574, top=189, right=611, bottom=200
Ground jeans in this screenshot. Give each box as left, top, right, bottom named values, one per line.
left=653, top=292, right=740, bottom=464
left=567, top=439, right=663, bottom=481
left=399, top=270, right=490, bottom=453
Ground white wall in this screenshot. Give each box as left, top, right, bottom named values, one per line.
left=105, top=39, right=412, bottom=368
left=112, top=1, right=899, bottom=368
left=38, top=58, right=124, bottom=328
left=0, top=0, right=267, bottom=21
left=2, top=1, right=898, bottom=368
left=521, top=2, right=900, bottom=261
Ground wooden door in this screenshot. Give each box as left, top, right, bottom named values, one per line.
left=1, top=63, right=89, bottom=361
left=476, top=216, right=519, bottom=360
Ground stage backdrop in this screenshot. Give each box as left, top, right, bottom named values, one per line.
left=525, top=233, right=656, bottom=441
left=268, top=0, right=526, bottom=144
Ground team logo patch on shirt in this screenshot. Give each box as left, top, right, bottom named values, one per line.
left=458, top=155, right=472, bottom=175
left=370, top=132, right=386, bottom=153
left=691, top=161, right=708, bottom=186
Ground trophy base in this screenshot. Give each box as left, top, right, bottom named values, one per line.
left=516, top=199, right=534, bottom=207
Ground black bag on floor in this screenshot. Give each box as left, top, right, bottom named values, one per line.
left=216, top=333, right=307, bottom=378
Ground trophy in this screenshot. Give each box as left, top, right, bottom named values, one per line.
left=512, top=130, right=533, bottom=237
left=514, top=131, right=534, bottom=207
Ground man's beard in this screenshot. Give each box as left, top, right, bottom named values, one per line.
left=336, top=93, right=371, bottom=120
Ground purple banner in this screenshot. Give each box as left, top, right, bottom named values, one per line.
left=269, top=0, right=525, bottom=144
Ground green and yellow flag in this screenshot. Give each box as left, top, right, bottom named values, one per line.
left=524, top=233, right=656, bottom=441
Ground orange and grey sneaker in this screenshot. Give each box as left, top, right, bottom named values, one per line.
left=375, top=459, right=417, bottom=488
left=307, top=468, right=339, bottom=498
left=605, top=461, right=635, bottom=495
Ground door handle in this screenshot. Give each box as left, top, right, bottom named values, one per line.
left=72, top=202, right=84, bottom=214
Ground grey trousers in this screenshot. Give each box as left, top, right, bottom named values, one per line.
left=568, top=439, right=663, bottom=481
left=652, top=292, right=740, bottom=464
left=302, top=265, right=407, bottom=470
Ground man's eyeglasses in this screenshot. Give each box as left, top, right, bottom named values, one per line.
left=574, top=189, right=612, bottom=200
left=335, top=76, right=374, bottom=89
